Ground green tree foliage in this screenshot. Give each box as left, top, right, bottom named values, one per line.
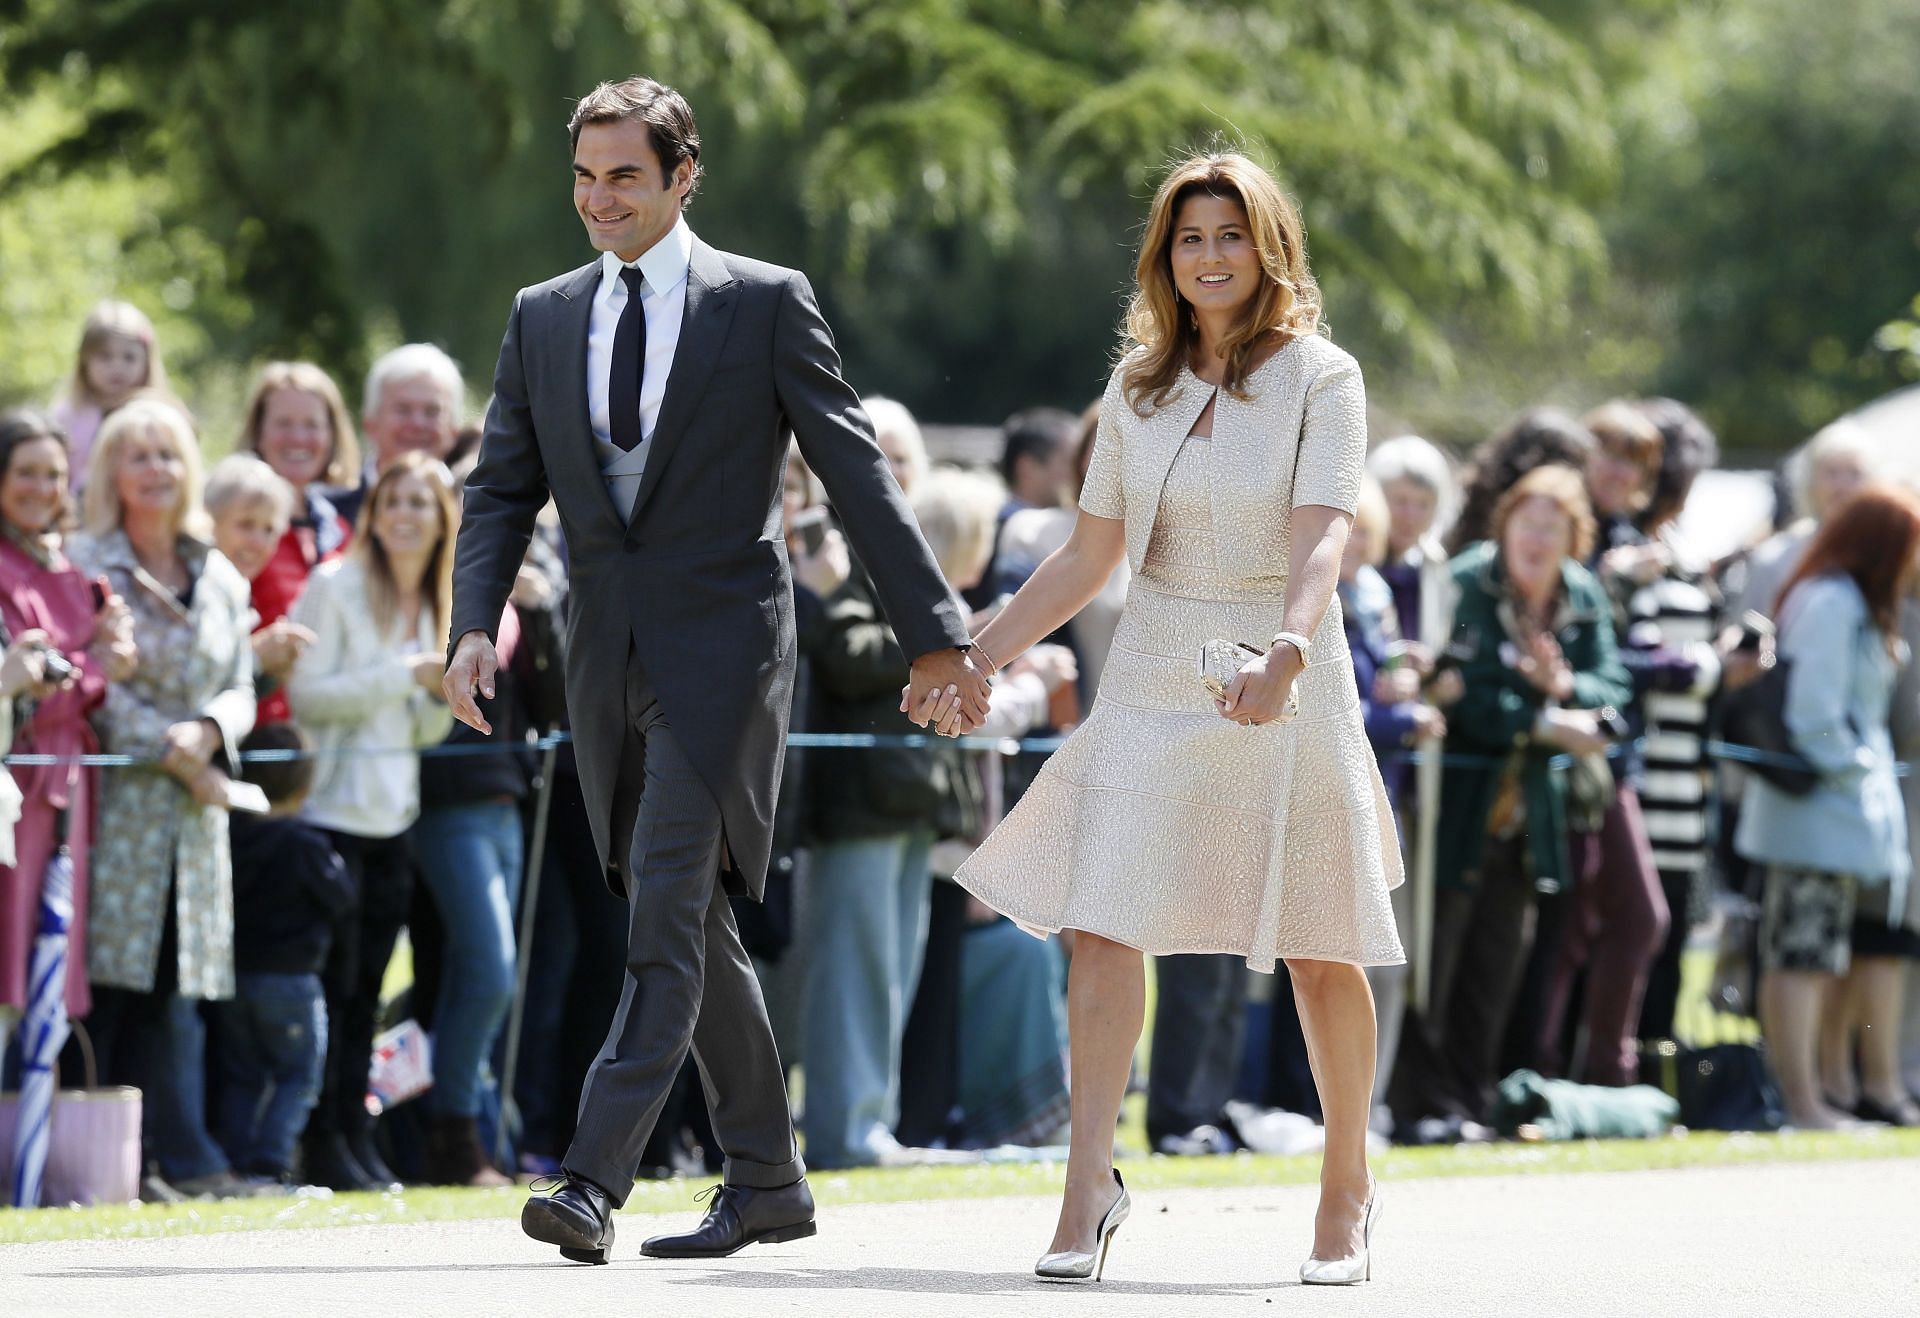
left=1612, top=0, right=1920, bottom=449
left=1, top=0, right=1617, bottom=426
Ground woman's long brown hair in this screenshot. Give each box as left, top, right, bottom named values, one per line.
left=1120, top=152, right=1321, bottom=415
left=352, top=450, right=459, bottom=646
left=1778, top=482, right=1920, bottom=646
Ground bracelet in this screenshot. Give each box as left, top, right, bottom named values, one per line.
left=1269, top=630, right=1313, bottom=666
left=969, top=638, right=1000, bottom=677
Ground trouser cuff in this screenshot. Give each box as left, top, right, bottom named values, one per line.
left=723, top=1152, right=806, bottom=1189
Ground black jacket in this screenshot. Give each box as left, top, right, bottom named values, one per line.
left=230, top=814, right=355, bottom=976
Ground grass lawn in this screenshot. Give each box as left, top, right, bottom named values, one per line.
left=5, top=1125, right=1916, bottom=1246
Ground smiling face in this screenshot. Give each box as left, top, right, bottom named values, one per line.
left=370, top=470, right=445, bottom=562
left=112, top=424, right=188, bottom=526
left=212, top=494, right=285, bottom=582
left=364, top=374, right=456, bottom=469
left=84, top=334, right=149, bottom=407
left=1501, top=494, right=1575, bottom=596
left=573, top=119, right=690, bottom=263
left=1169, top=190, right=1262, bottom=331
left=256, top=387, right=335, bottom=489
left=1, top=437, right=70, bottom=536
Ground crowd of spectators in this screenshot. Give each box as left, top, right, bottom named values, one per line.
left=2, top=297, right=1918, bottom=1205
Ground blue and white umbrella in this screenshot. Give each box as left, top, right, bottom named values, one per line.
left=10, top=812, right=74, bottom=1209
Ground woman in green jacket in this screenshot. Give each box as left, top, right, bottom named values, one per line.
left=1394, top=464, right=1631, bottom=1128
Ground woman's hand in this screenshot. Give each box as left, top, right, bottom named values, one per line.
left=252, top=619, right=316, bottom=679
left=1, top=630, right=54, bottom=699
left=1539, top=707, right=1609, bottom=756
left=1410, top=703, right=1448, bottom=741
left=186, top=763, right=232, bottom=809
left=1010, top=643, right=1077, bottom=693
left=1219, top=646, right=1303, bottom=727
left=793, top=527, right=851, bottom=599
left=1373, top=664, right=1422, bottom=705
left=408, top=651, right=448, bottom=695
left=161, top=718, right=221, bottom=778
left=1516, top=633, right=1575, bottom=702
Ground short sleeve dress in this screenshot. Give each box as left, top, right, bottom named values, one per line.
left=953, top=336, right=1405, bottom=971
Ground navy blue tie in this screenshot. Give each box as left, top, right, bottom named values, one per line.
left=609, top=266, right=647, bottom=452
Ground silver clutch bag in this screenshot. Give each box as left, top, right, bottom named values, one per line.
left=1197, top=638, right=1300, bottom=722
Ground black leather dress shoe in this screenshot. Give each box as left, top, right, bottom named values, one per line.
left=640, top=1179, right=816, bottom=1258
left=522, top=1175, right=617, bottom=1264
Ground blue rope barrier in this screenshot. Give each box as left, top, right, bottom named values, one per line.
left=5, top=730, right=1885, bottom=775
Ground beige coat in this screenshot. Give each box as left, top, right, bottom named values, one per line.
left=72, top=532, right=255, bottom=999
left=1091, top=334, right=1367, bottom=578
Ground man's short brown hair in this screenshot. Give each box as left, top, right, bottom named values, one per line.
left=568, top=77, right=703, bottom=205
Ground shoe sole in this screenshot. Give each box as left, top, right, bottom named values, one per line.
left=639, top=1219, right=817, bottom=1259
left=523, top=1198, right=613, bottom=1263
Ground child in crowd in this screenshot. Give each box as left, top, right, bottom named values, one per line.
left=215, top=721, right=354, bottom=1182
left=48, top=299, right=168, bottom=489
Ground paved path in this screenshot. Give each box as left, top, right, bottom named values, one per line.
left=5, top=1159, right=1914, bottom=1317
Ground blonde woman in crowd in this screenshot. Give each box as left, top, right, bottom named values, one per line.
left=72, top=397, right=259, bottom=1199
left=288, top=450, right=457, bottom=1190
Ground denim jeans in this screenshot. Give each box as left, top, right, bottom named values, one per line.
left=89, top=985, right=229, bottom=1183
left=802, top=830, right=934, bottom=1168
left=215, top=972, right=328, bottom=1175
left=413, top=800, right=525, bottom=1117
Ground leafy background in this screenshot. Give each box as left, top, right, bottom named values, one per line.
left=1, top=0, right=1915, bottom=456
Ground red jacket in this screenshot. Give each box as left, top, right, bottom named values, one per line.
left=253, top=489, right=352, bottom=724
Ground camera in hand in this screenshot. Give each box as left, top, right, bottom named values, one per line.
left=37, top=648, right=76, bottom=684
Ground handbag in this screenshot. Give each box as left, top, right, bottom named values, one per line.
left=1644, top=1039, right=1786, bottom=1133
left=0, top=1022, right=142, bottom=1207
left=1197, top=639, right=1300, bottom=722
left=1715, top=656, right=1820, bottom=795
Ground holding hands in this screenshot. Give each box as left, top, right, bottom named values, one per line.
left=900, top=646, right=993, bottom=738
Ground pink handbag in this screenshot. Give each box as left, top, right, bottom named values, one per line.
left=0, top=1024, right=141, bottom=1207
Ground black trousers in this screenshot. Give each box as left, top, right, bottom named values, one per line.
left=1146, top=953, right=1248, bottom=1141
left=1389, top=834, right=1539, bottom=1124
left=308, top=829, right=414, bottom=1142
left=562, top=650, right=801, bottom=1205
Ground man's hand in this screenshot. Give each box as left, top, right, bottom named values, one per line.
left=443, top=629, right=499, bottom=734
left=901, top=647, right=991, bottom=737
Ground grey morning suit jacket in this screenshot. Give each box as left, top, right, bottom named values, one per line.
left=450, top=239, right=970, bottom=899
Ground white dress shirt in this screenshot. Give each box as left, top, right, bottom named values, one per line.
left=587, top=216, right=694, bottom=522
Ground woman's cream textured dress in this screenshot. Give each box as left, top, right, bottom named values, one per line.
left=954, top=335, right=1405, bottom=971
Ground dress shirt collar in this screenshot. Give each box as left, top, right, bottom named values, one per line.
left=599, top=216, right=694, bottom=299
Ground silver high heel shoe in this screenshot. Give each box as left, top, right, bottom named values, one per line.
left=1035, top=1168, right=1130, bottom=1282
left=1299, top=1179, right=1380, bottom=1285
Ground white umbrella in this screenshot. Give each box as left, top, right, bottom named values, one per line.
left=9, top=813, right=74, bottom=1208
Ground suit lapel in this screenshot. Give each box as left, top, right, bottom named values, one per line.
left=547, top=262, right=627, bottom=533
left=1132, top=371, right=1215, bottom=568
left=627, top=240, right=740, bottom=531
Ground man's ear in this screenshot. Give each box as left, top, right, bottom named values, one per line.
left=674, top=159, right=694, bottom=200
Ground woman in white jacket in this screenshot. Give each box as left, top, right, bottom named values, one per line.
left=287, top=450, right=456, bottom=1190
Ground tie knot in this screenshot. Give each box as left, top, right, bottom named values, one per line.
left=619, top=265, right=647, bottom=297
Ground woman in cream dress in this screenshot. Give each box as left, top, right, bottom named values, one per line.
left=915, top=154, right=1403, bottom=1284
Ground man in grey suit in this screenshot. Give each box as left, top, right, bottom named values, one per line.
left=444, top=77, right=991, bottom=1264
